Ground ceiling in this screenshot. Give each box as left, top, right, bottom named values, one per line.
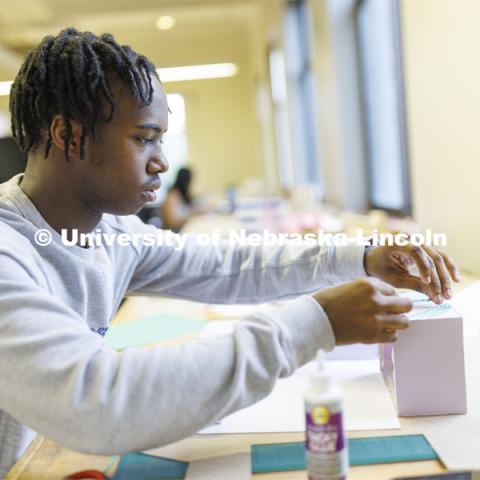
left=0, top=0, right=282, bottom=78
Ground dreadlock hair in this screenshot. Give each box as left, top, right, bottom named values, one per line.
left=10, top=27, right=159, bottom=161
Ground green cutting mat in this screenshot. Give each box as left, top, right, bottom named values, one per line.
left=251, top=434, right=438, bottom=473
left=111, top=435, right=437, bottom=477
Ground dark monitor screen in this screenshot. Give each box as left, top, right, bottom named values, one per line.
left=0, top=137, right=27, bottom=183
left=394, top=473, right=479, bottom=480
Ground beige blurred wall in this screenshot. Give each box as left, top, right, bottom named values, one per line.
left=401, top=0, right=480, bottom=275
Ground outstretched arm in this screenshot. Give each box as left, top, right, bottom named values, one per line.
left=121, top=215, right=367, bottom=303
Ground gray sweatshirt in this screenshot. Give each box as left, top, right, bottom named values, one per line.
left=0, top=174, right=367, bottom=478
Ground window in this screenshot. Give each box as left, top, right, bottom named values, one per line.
left=269, top=47, right=295, bottom=189
left=284, top=0, right=321, bottom=188
left=356, top=0, right=411, bottom=214
left=269, top=0, right=322, bottom=193
left=155, top=92, right=188, bottom=204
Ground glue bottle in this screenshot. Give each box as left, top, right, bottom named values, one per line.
left=304, top=349, right=348, bottom=480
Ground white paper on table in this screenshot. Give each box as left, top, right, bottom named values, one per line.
left=325, top=360, right=400, bottom=430
left=197, top=319, right=399, bottom=434
left=184, top=453, right=250, bottom=480
left=427, top=433, right=480, bottom=470
left=450, top=281, right=480, bottom=336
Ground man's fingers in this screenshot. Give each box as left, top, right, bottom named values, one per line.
left=404, top=245, right=433, bottom=284
left=378, top=329, right=399, bottom=343
left=423, top=245, right=452, bottom=300
left=395, top=275, right=430, bottom=297
left=440, top=250, right=461, bottom=283
left=425, top=256, right=443, bottom=304
left=377, top=314, right=410, bottom=330
left=370, top=277, right=396, bottom=296
left=378, top=295, right=413, bottom=314
left=396, top=274, right=445, bottom=305
left=377, top=315, right=410, bottom=343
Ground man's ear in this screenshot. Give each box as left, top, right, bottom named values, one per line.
left=49, top=115, right=83, bottom=160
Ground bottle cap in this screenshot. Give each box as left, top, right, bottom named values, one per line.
left=310, top=349, right=333, bottom=391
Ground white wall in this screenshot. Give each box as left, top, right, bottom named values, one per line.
left=402, top=0, right=480, bottom=274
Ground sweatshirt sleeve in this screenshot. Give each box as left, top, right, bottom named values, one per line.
left=120, top=215, right=367, bottom=303
left=0, top=253, right=334, bottom=455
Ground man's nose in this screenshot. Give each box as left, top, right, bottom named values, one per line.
left=147, top=155, right=169, bottom=174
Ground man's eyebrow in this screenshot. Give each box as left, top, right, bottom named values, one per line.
left=135, top=123, right=162, bottom=132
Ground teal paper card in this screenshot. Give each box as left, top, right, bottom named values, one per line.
left=105, top=314, right=207, bottom=350
left=113, top=452, right=188, bottom=479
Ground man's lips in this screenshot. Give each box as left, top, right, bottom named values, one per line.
left=143, top=181, right=161, bottom=192
left=141, top=180, right=161, bottom=203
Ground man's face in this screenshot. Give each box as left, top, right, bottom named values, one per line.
left=75, top=76, right=169, bottom=215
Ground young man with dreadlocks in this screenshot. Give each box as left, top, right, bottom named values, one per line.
left=0, top=28, right=458, bottom=476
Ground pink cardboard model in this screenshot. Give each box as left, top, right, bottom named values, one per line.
left=382, top=293, right=467, bottom=417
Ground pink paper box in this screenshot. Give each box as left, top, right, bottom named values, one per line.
left=326, top=343, right=378, bottom=361
left=382, top=298, right=467, bottom=416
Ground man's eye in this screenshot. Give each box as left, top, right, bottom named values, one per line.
left=136, top=136, right=153, bottom=144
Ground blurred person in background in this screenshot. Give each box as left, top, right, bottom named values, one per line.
left=162, top=167, right=204, bottom=231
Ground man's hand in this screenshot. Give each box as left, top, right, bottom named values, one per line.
left=364, top=244, right=460, bottom=304
left=314, top=278, right=413, bottom=344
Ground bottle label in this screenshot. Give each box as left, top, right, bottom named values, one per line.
left=305, top=403, right=347, bottom=480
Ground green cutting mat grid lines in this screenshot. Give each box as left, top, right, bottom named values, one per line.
left=348, top=434, right=438, bottom=465
left=251, top=434, right=438, bottom=474
left=251, top=442, right=307, bottom=473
